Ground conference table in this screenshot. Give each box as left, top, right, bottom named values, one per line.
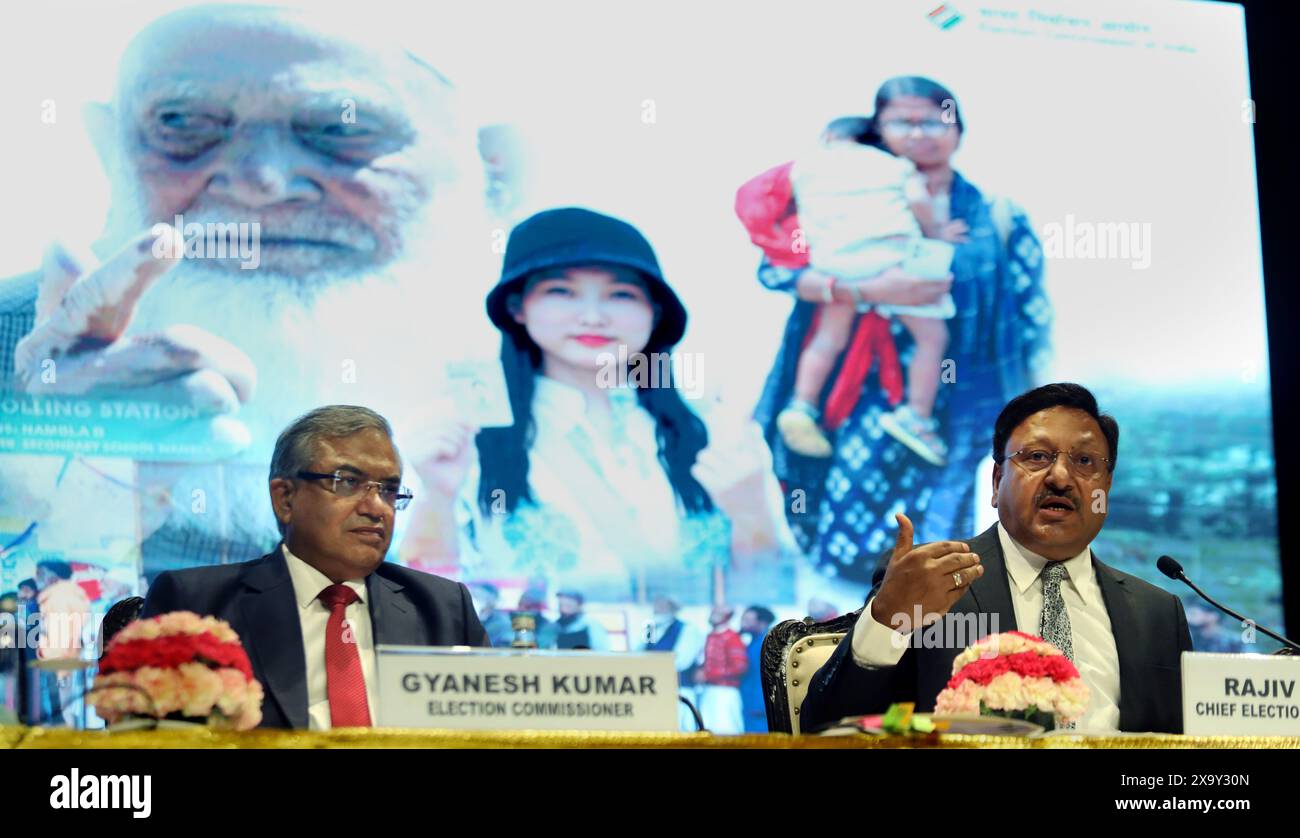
left=4, top=726, right=1298, bottom=749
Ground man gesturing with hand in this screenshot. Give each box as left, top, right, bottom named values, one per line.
left=868, top=513, right=983, bottom=638
left=800, top=383, right=1193, bottom=734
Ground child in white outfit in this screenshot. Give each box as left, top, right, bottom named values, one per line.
left=776, top=136, right=958, bottom=466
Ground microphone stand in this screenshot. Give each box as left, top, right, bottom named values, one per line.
left=1167, top=565, right=1300, bottom=655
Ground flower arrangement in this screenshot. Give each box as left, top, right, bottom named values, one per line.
left=90, top=611, right=263, bottom=730
left=934, top=631, right=1088, bottom=729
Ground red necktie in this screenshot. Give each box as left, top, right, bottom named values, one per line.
left=318, top=584, right=372, bottom=728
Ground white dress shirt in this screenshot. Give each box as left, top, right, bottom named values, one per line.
left=849, top=523, right=1122, bottom=731
left=281, top=545, right=378, bottom=730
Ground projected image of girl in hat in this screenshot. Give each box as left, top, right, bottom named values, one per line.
left=402, top=207, right=799, bottom=610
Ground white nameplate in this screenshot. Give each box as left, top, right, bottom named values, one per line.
left=375, top=646, right=680, bottom=731
left=1181, top=652, right=1300, bottom=736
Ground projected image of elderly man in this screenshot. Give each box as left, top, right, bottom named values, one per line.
left=0, top=4, right=492, bottom=570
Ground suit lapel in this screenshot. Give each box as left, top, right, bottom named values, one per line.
left=368, top=567, right=419, bottom=647
left=965, top=525, right=1019, bottom=634
left=239, top=550, right=309, bottom=730
left=1093, top=556, right=1141, bottom=729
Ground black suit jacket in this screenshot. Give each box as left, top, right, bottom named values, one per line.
left=800, top=525, right=1194, bottom=733
left=141, top=548, right=490, bottom=728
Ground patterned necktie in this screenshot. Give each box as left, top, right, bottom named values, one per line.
left=1038, top=562, right=1074, bottom=662
left=318, top=584, right=371, bottom=728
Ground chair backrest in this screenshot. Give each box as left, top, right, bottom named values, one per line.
left=759, top=610, right=861, bottom=734
left=98, top=596, right=145, bottom=660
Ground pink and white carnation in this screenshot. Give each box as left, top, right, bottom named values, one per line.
left=934, top=678, right=982, bottom=716
left=953, top=630, right=1061, bottom=668
left=934, top=631, right=1090, bottom=726
left=133, top=666, right=183, bottom=716
left=90, top=611, right=263, bottom=730
left=981, top=672, right=1029, bottom=712
left=115, top=611, right=240, bottom=644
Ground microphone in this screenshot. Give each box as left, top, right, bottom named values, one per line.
left=679, top=694, right=706, bottom=732
left=1157, top=555, right=1300, bottom=654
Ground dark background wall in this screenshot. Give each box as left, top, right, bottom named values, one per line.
left=1240, top=0, right=1297, bottom=637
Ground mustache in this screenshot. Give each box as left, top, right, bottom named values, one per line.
left=164, top=205, right=379, bottom=252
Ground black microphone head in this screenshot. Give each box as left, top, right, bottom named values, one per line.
left=1157, top=555, right=1184, bottom=580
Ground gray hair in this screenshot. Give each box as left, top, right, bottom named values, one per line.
left=270, top=402, right=400, bottom=480
left=269, top=405, right=400, bottom=533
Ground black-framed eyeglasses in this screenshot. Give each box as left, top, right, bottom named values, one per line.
left=296, top=470, right=414, bottom=510
left=999, top=449, right=1111, bottom=478
left=878, top=118, right=953, bottom=139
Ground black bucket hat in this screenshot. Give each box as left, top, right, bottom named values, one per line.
left=485, top=207, right=687, bottom=352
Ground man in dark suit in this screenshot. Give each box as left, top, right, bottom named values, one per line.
left=801, top=383, right=1193, bottom=733
left=143, top=405, right=489, bottom=729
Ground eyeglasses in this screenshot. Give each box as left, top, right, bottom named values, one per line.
left=296, top=470, right=414, bottom=510
left=1001, top=449, right=1111, bottom=478
left=878, top=119, right=953, bottom=139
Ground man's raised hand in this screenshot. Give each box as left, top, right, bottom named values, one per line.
left=869, top=513, right=983, bottom=633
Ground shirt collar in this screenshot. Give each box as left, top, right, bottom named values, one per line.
left=281, top=544, right=367, bottom=610
left=532, top=375, right=587, bottom=422
left=996, top=522, right=1094, bottom=606
left=532, top=375, right=638, bottom=428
